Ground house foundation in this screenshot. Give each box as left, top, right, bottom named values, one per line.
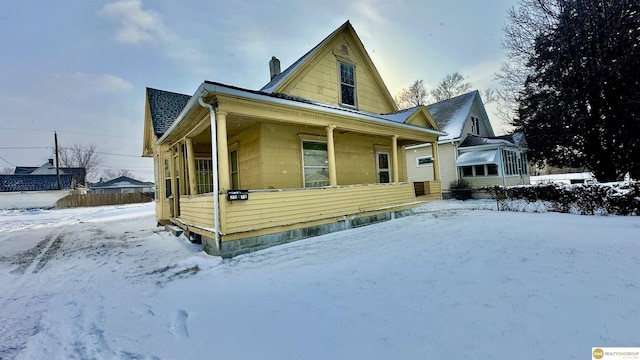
left=201, top=208, right=415, bottom=258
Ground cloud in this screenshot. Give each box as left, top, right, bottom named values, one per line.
left=48, top=72, right=134, bottom=94
left=98, top=0, right=167, bottom=44
left=98, top=0, right=212, bottom=76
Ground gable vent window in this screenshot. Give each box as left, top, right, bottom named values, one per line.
left=341, top=44, right=348, bottom=54
left=471, top=116, right=480, bottom=135
left=339, top=62, right=356, bottom=107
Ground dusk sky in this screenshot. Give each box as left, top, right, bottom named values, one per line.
left=0, top=0, right=518, bottom=181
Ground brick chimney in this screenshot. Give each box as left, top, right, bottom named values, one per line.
left=269, top=56, right=281, bottom=80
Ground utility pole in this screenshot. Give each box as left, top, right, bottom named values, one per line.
left=54, top=132, right=61, bottom=190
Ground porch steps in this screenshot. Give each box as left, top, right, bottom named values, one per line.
left=165, top=225, right=184, bottom=237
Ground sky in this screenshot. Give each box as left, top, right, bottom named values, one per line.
left=0, top=0, right=518, bottom=182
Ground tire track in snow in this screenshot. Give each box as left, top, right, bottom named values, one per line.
left=0, top=207, right=113, bottom=359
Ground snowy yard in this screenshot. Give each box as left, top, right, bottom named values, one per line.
left=1, top=201, right=639, bottom=359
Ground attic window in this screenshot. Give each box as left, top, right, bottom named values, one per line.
left=471, top=116, right=480, bottom=135
left=341, top=44, right=348, bottom=54
left=339, top=62, right=356, bottom=107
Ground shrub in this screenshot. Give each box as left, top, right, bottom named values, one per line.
left=479, top=181, right=640, bottom=216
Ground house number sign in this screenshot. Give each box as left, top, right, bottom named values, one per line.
left=227, top=190, right=249, bottom=201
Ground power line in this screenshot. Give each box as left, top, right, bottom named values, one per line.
left=0, top=147, right=51, bottom=150
left=0, top=155, right=16, bottom=167
left=95, top=151, right=143, bottom=158
left=0, top=127, right=139, bottom=140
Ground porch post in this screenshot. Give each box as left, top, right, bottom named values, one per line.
left=185, top=138, right=198, bottom=195
left=216, top=111, right=230, bottom=191
left=391, top=135, right=399, bottom=183
left=326, top=125, right=337, bottom=186
left=169, top=146, right=179, bottom=217
left=177, top=142, right=186, bottom=196
left=431, top=141, right=441, bottom=181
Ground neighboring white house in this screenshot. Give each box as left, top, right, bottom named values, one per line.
left=530, top=172, right=596, bottom=185
left=405, top=90, right=530, bottom=194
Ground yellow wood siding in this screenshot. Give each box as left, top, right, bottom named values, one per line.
left=231, top=123, right=262, bottom=189
left=256, top=123, right=399, bottom=189
left=283, top=37, right=394, bottom=114
left=178, top=195, right=215, bottom=226
left=222, top=183, right=417, bottom=236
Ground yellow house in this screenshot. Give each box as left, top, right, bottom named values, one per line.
left=142, top=21, right=445, bottom=257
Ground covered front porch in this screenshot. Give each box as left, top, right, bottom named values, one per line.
left=158, top=83, right=443, bottom=256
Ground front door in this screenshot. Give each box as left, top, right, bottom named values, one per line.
left=376, top=151, right=390, bottom=183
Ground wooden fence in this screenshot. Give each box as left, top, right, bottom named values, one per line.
left=56, top=192, right=153, bottom=208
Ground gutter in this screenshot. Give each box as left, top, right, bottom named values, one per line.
left=197, top=96, right=221, bottom=251
left=158, top=82, right=446, bottom=145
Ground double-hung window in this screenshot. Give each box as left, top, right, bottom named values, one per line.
left=302, top=141, right=329, bottom=188
left=339, top=62, right=356, bottom=107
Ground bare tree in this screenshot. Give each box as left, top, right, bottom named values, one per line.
left=395, top=80, right=429, bottom=109
left=495, top=0, right=561, bottom=123
left=56, top=143, right=102, bottom=180
left=101, top=168, right=134, bottom=181
left=430, top=72, right=472, bottom=102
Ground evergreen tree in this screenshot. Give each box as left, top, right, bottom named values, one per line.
left=515, top=0, right=640, bottom=181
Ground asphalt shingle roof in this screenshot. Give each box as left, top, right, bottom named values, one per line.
left=426, top=91, right=478, bottom=141
left=147, top=88, right=191, bottom=136
left=92, top=176, right=154, bottom=188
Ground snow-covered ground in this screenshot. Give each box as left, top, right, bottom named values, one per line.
left=1, top=201, right=639, bottom=359
left=0, top=190, right=70, bottom=210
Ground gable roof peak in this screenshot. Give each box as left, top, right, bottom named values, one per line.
left=260, top=21, right=351, bottom=93
left=146, top=87, right=191, bottom=137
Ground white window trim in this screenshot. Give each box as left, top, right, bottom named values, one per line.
left=338, top=61, right=357, bottom=108
left=460, top=163, right=500, bottom=178
left=301, top=139, right=329, bottom=188
left=416, top=156, right=433, bottom=167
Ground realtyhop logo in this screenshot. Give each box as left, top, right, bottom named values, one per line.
left=593, top=347, right=640, bottom=359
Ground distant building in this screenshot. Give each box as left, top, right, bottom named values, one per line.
left=530, top=172, right=596, bottom=185
left=0, top=160, right=85, bottom=192
left=89, top=176, right=154, bottom=194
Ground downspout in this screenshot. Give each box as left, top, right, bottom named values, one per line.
left=198, top=97, right=221, bottom=251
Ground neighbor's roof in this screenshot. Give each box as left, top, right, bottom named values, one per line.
left=426, top=90, right=478, bottom=141
left=91, top=176, right=154, bottom=188
left=459, top=133, right=527, bottom=149
left=147, top=88, right=191, bottom=136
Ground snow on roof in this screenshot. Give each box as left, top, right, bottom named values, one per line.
left=31, top=161, right=66, bottom=175
left=455, top=150, right=499, bottom=166
left=426, top=91, right=477, bottom=141
left=459, top=133, right=527, bottom=149
left=378, top=106, right=421, bottom=124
